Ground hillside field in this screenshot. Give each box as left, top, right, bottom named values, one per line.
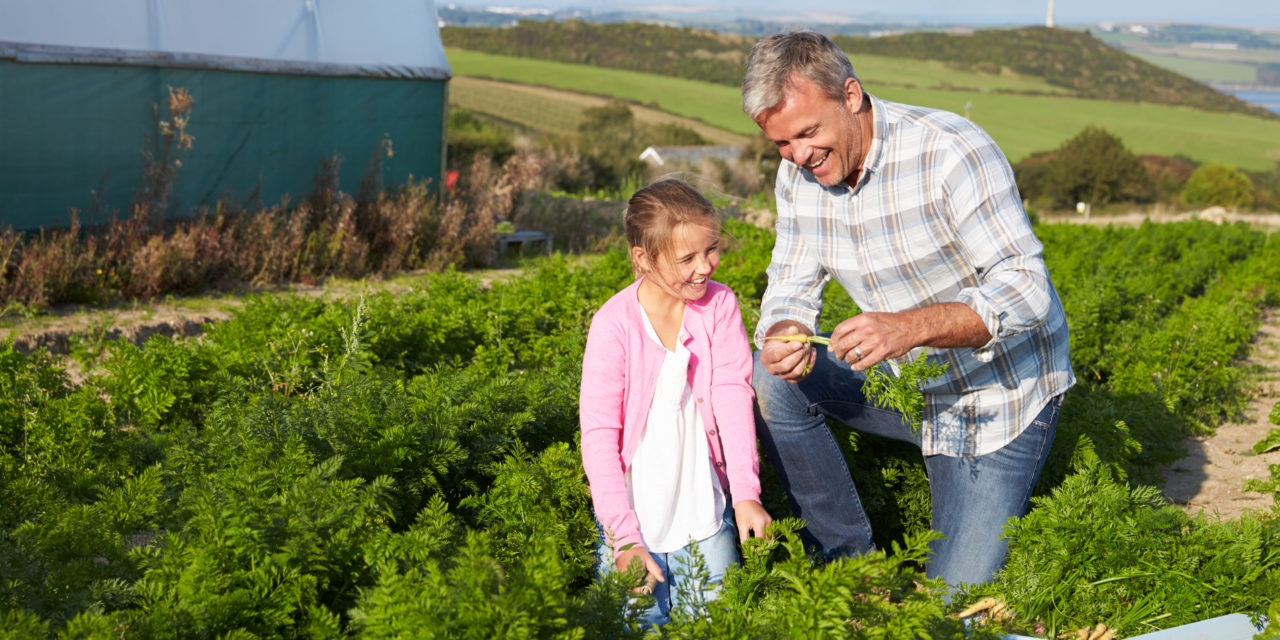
left=448, top=48, right=1280, bottom=171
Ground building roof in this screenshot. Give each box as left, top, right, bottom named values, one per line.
left=639, top=145, right=745, bottom=166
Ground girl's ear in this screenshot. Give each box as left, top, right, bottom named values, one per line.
left=630, top=245, right=650, bottom=273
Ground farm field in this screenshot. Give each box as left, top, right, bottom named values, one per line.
left=3, top=216, right=1279, bottom=638
left=449, top=76, right=750, bottom=146
left=448, top=48, right=1280, bottom=171
left=1130, top=51, right=1259, bottom=85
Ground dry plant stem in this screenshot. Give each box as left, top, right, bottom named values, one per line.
left=764, top=333, right=830, bottom=346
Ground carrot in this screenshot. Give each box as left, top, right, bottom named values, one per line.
left=764, top=333, right=830, bottom=346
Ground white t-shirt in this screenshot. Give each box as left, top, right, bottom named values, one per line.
left=625, top=305, right=726, bottom=553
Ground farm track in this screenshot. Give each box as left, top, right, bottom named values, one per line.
left=1160, top=308, right=1280, bottom=520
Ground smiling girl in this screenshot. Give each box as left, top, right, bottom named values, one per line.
left=579, top=178, right=771, bottom=627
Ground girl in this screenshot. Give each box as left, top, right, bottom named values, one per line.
left=579, top=179, right=771, bottom=627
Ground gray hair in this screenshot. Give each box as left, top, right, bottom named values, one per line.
left=741, top=31, right=858, bottom=120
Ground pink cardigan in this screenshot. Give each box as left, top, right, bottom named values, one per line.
left=579, top=278, right=760, bottom=552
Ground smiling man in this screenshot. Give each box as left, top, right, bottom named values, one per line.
left=741, top=31, right=1075, bottom=596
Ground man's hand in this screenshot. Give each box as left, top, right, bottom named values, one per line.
left=829, top=311, right=915, bottom=371
left=761, top=321, right=817, bottom=382
left=615, top=545, right=664, bottom=594
left=829, top=303, right=991, bottom=371
left=733, top=499, right=772, bottom=543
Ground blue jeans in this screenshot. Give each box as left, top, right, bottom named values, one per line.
left=751, top=344, right=1060, bottom=593
left=595, top=504, right=739, bottom=628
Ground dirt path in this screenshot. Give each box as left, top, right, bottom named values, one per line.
left=1159, top=308, right=1280, bottom=520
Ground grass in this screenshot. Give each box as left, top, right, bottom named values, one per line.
left=447, top=48, right=755, bottom=134
left=449, top=76, right=749, bottom=146
left=1129, top=51, right=1257, bottom=85
left=448, top=48, right=1280, bottom=171
left=851, top=54, right=1074, bottom=95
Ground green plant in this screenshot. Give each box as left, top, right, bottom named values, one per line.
left=992, top=459, right=1280, bottom=638
left=861, top=351, right=949, bottom=434
left=1182, top=162, right=1256, bottom=209
left=1255, top=429, right=1280, bottom=455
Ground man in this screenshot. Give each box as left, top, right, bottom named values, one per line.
left=742, top=31, right=1075, bottom=592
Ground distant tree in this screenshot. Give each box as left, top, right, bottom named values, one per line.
left=447, top=108, right=515, bottom=171
left=1139, top=154, right=1198, bottom=204
left=1245, top=161, right=1280, bottom=213
left=1043, top=127, right=1153, bottom=208
left=577, top=101, right=646, bottom=191
left=646, top=123, right=707, bottom=147
left=1181, top=163, right=1256, bottom=210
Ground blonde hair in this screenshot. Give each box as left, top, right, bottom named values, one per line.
left=624, top=179, right=720, bottom=284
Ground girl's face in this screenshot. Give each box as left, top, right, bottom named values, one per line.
left=635, top=221, right=721, bottom=302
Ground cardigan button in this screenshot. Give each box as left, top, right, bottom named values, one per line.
left=708, top=429, right=718, bottom=436
left=715, top=461, right=724, bottom=468
left=696, top=397, right=704, bottom=403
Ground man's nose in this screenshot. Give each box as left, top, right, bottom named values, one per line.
left=790, top=141, right=811, bottom=166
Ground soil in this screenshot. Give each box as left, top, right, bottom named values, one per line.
left=1159, top=308, right=1280, bottom=520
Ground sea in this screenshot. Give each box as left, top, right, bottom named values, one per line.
left=1228, top=89, right=1280, bottom=116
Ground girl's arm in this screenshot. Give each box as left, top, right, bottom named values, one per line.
left=579, top=311, right=644, bottom=553
left=709, top=286, right=763, bottom=507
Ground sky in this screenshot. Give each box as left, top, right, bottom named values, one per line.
left=445, top=0, right=1280, bottom=30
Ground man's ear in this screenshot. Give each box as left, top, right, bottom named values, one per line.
left=843, top=77, right=865, bottom=112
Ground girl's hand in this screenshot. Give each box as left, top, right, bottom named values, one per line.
left=733, top=499, right=773, bottom=542
left=615, top=545, right=664, bottom=594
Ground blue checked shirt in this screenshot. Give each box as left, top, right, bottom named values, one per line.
left=756, top=94, right=1075, bottom=457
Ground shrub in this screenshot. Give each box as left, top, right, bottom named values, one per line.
left=1182, top=162, right=1256, bottom=210
left=446, top=108, right=516, bottom=171
left=1138, top=154, right=1198, bottom=204
left=1013, top=127, right=1152, bottom=209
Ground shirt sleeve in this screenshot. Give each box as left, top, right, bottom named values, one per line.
left=578, top=310, right=643, bottom=552
left=754, top=162, right=832, bottom=348
left=942, top=128, right=1054, bottom=362
left=710, top=287, right=761, bottom=504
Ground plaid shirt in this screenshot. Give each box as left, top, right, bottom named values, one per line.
left=756, top=94, right=1075, bottom=457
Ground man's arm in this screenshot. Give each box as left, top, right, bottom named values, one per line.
left=754, top=162, right=830, bottom=350
left=941, top=126, right=1055, bottom=362
left=756, top=164, right=830, bottom=381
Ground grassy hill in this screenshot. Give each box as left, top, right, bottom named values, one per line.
left=448, top=49, right=1280, bottom=171
left=442, top=21, right=1273, bottom=119
left=832, top=27, right=1273, bottom=118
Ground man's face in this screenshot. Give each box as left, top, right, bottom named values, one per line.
left=754, top=75, right=865, bottom=188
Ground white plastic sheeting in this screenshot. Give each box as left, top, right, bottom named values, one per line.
left=0, top=0, right=451, bottom=79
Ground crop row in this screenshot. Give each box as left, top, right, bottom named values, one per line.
left=1, top=220, right=1278, bottom=638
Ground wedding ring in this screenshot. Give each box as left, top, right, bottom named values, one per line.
left=853, top=346, right=865, bottom=360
